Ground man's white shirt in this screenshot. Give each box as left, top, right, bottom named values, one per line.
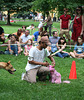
left=25, top=47, right=50, bottom=71
left=21, top=34, right=31, bottom=43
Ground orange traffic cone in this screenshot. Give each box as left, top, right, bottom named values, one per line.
left=69, top=61, right=77, bottom=79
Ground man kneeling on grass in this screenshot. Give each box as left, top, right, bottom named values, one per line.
left=22, top=36, right=55, bottom=83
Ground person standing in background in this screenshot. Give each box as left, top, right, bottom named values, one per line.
left=59, top=8, right=71, bottom=47
left=71, top=6, right=84, bottom=44
left=45, top=12, right=53, bottom=36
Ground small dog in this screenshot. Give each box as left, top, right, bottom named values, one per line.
left=48, top=65, right=61, bottom=84
left=0, top=61, right=16, bottom=74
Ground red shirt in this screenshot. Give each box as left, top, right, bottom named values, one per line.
left=60, top=14, right=71, bottom=29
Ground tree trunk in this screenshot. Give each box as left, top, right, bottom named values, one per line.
left=7, top=10, right=11, bottom=25
left=43, top=13, right=45, bottom=21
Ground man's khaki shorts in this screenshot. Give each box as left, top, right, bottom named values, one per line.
left=24, top=66, right=50, bottom=83
left=59, top=29, right=70, bottom=40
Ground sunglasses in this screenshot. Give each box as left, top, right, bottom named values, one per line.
left=64, top=10, right=67, bottom=12
left=78, top=38, right=82, bottom=40
left=76, top=9, right=81, bottom=11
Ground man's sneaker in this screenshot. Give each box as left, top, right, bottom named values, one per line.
left=21, top=48, right=23, bottom=52
left=15, top=54, right=18, bottom=56
left=21, top=73, right=25, bottom=80
left=70, top=56, right=72, bottom=58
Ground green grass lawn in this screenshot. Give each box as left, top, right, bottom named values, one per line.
left=0, top=20, right=84, bottom=100
left=0, top=54, right=84, bottom=100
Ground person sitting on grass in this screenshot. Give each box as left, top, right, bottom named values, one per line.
left=24, top=39, right=33, bottom=56
left=21, top=36, right=55, bottom=83
left=19, top=30, right=31, bottom=47
left=13, top=28, right=23, bottom=41
left=27, top=24, right=35, bottom=30
left=5, top=34, right=21, bottom=56
left=31, top=27, right=43, bottom=43
left=54, top=37, right=70, bottom=58
left=49, top=31, right=60, bottom=53
left=70, top=36, right=84, bottom=58
left=1, top=34, right=12, bottom=51
left=22, top=25, right=26, bottom=34
left=37, top=31, right=49, bottom=42
left=0, top=26, right=5, bottom=43
left=1, top=34, right=13, bottom=49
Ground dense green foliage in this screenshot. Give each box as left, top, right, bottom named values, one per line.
left=32, top=0, right=84, bottom=17
left=0, top=0, right=34, bottom=25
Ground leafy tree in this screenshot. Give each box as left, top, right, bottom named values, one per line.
left=32, top=0, right=58, bottom=19
left=0, top=0, right=34, bottom=25
left=32, top=0, right=84, bottom=19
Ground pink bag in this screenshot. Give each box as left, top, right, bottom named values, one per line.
left=48, top=65, right=61, bottom=84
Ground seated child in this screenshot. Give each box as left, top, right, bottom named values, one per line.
left=24, top=39, right=33, bottom=56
